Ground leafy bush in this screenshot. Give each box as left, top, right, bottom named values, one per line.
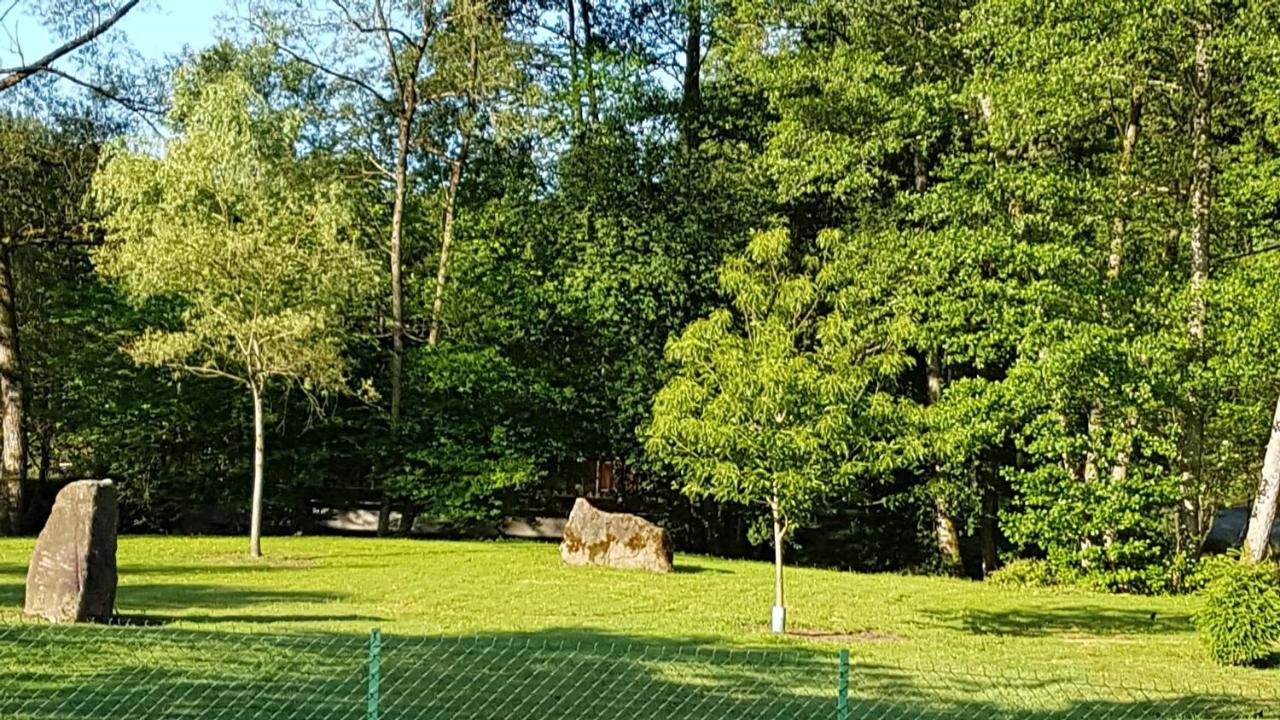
left=987, top=558, right=1063, bottom=589
left=1185, top=553, right=1241, bottom=592
left=1194, top=561, right=1280, bottom=666
left=1005, top=463, right=1180, bottom=595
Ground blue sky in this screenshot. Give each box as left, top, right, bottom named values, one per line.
left=122, top=0, right=226, bottom=59
left=1, top=0, right=227, bottom=66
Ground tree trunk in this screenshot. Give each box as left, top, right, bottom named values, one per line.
left=37, top=424, right=52, bottom=485
left=1244, top=393, right=1280, bottom=563
left=389, top=113, right=411, bottom=424
left=1107, top=85, right=1143, bottom=282
left=399, top=505, right=418, bottom=537
left=1179, top=14, right=1212, bottom=551
left=566, top=0, right=583, bottom=130
left=1085, top=89, right=1144, bottom=508
left=378, top=112, right=413, bottom=539
left=578, top=0, right=600, bottom=126
left=428, top=146, right=469, bottom=347
left=926, top=351, right=964, bottom=575
left=377, top=495, right=393, bottom=537
left=934, top=509, right=963, bottom=575
left=1083, top=402, right=1102, bottom=484
left=0, top=245, right=25, bottom=535
left=770, top=492, right=785, bottom=633
left=249, top=382, right=266, bottom=558
left=681, top=0, right=702, bottom=151
left=980, top=483, right=999, bottom=577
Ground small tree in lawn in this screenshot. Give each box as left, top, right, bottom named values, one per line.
left=647, top=228, right=905, bottom=632
left=94, top=73, right=377, bottom=558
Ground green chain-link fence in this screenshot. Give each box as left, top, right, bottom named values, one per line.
left=0, top=624, right=1276, bottom=719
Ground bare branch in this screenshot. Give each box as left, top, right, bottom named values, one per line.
left=40, top=67, right=161, bottom=133
left=266, top=33, right=392, bottom=106
left=0, top=0, right=142, bottom=93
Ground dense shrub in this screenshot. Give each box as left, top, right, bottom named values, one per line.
left=987, top=558, right=1064, bottom=589
left=1194, top=561, right=1280, bottom=666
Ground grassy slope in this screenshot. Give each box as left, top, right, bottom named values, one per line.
left=0, top=536, right=1276, bottom=718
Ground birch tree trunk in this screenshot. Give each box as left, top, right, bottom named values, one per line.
left=1091, top=87, right=1143, bottom=492
left=926, top=351, right=963, bottom=575
left=1179, top=14, right=1212, bottom=551
left=771, top=491, right=785, bottom=633
left=1244, top=393, right=1280, bottom=563
left=0, top=245, right=25, bottom=535
left=249, top=382, right=266, bottom=558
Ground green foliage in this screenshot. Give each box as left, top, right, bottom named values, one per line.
left=93, top=72, right=378, bottom=394
left=647, top=227, right=908, bottom=535
left=1194, top=560, right=1280, bottom=667
left=987, top=558, right=1068, bottom=589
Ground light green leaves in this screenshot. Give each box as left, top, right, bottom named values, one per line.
left=648, top=227, right=907, bottom=533
left=93, top=72, right=378, bottom=393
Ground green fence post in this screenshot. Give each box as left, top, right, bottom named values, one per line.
left=836, top=648, right=849, bottom=720
left=368, top=628, right=382, bottom=720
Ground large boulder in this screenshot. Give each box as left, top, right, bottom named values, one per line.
left=25, top=480, right=118, bottom=623
left=560, top=498, right=673, bottom=573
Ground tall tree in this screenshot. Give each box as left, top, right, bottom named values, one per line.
left=93, top=73, right=377, bottom=557
left=250, top=0, right=518, bottom=422
left=648, top=228, right=908, bottom=631
left=0, top=117, right=97, bottom=533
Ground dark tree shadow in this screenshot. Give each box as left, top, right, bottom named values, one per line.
left=924, top=606, right=1194, bottom=637
left=0, top=582, right=349, bottom=613
left=0, top=580, right=367, bottom=634
left=0, top=625, right=1273, bottom=720
left=672, top=564, right=729, bottom=574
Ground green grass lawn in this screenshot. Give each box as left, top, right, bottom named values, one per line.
left=0, top=536, right=1276, bottom=719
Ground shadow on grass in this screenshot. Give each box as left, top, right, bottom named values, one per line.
left=0, top=582, right=361, bottom=629
left=0, top=625, right=1272, bottom=720
left=925, top=606, right=1193, bottom=637
left=673, top=564, right=730, bottom=575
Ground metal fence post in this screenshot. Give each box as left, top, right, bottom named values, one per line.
left=368, top=628, right=382, bottom=720
left=836, top=648, right=849, bottom=720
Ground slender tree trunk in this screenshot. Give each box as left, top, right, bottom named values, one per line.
left=36, top=424, right=51, bottom=485
left=399, top=506, right=418, bottom=537
left=249, top=382, right=265, bottom=558
left=389, top=114, right=412, bottom=424
left=1107, top=86, right=1144, bottom=283
left=567, top=0, right=583, bottom=130
left=681, top=0, right=702, bottom=152
left=378, top=112, right=413, bottom=540
left=1179, top=15, right=1212, bottom=551
left=377, top=496, right=393, bottom=536
left=980, top=483, right=999, bottom=577
left=926, top=351, right=963, bottom=575
left=428, top=145, right=470, bottom=347
left=1087, top=87, right=1144, bottom=496
left=578, top=0, right=600, bottom=125
left=1244, top=393, right=1280, bottom=563
left=770, top=492, right=785, bottom=633
left=0, top=245, right=25, bottom=535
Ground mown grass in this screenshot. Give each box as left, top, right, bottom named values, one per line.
left=0, top=536, right=1277, bottom=719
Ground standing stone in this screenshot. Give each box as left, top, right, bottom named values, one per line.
left=24, top=480, right=118, bottom=623
left=560, top=498, right=673, bottom=573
